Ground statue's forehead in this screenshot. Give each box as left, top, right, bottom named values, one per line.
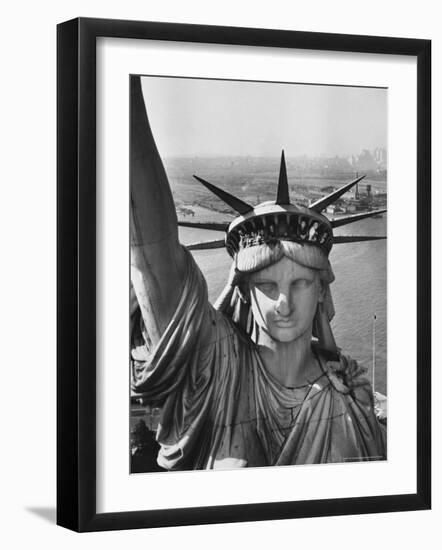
left=249, top=256, right=317, bottom=280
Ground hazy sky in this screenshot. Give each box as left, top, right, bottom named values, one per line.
left=141, top=76, right=387, bottom=158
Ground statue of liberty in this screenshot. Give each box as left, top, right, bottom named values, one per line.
left=130, top=76, right=387, bottom=470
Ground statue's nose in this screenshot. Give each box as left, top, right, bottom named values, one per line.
left=275, top=291, right=292, bottom=316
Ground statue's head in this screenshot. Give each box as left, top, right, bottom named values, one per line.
left=189, top=151, right=385, bottom=354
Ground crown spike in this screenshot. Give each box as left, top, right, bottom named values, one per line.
left=331, top=209, right=387, bottom=228
left=333, top=235, right=386, bottom=244
left=186, top=238, right=226, bottom=250
left=276, top=150, right=290, bottom=205
left=178, top=221, right=228, bottom=232
left=310, top=175, right=366, bottom=212
left=193, top=175, right=253, bottom=215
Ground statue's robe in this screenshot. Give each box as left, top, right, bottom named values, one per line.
left=131, top=252, right=386, bottom=470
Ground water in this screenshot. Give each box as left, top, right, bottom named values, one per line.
left=178, top=216, right=387, bottom=395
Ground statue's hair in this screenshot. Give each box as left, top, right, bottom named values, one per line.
left=235, top=240, right=334, bottom=284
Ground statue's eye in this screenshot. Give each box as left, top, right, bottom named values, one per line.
left=255, top=282, right=276, bottom=294
left=292, top=279, right=313, bottom=289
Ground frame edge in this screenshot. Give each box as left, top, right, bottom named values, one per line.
left=416, top=38, right=431, bottom=510
left=56, top=17, right=80, bottom=532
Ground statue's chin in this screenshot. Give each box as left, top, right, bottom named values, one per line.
left=270, top=331, right=301, bottom=343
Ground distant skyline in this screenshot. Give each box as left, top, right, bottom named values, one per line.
left=158, top=148, right=387, bottom=160
left=141, top=76, right=387, bottom=158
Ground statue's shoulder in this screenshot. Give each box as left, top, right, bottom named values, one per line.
left=318, top=348, right=372, bottom=401
left=328, top=351, right=369, bottom=385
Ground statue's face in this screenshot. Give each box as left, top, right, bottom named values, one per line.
left=249, top=256, right=322, bottom=343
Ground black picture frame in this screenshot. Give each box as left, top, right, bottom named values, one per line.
left=57, top=17, right=431, bottom=532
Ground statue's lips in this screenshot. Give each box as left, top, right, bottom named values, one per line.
left=273, top=319, right=296, bottom=328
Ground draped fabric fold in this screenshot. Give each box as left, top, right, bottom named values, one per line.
left=131, top=249, right=386, bottom=470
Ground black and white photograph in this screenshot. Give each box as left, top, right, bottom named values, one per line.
left=129, top=74, right=388, bottom=473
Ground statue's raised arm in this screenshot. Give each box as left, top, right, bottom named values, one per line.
left=130, top=76, right=186, bottom=345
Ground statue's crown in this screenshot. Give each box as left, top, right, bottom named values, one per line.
left=225, top=201, right=333, bottom=257
left=180, top=151, right=386, bottom=254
